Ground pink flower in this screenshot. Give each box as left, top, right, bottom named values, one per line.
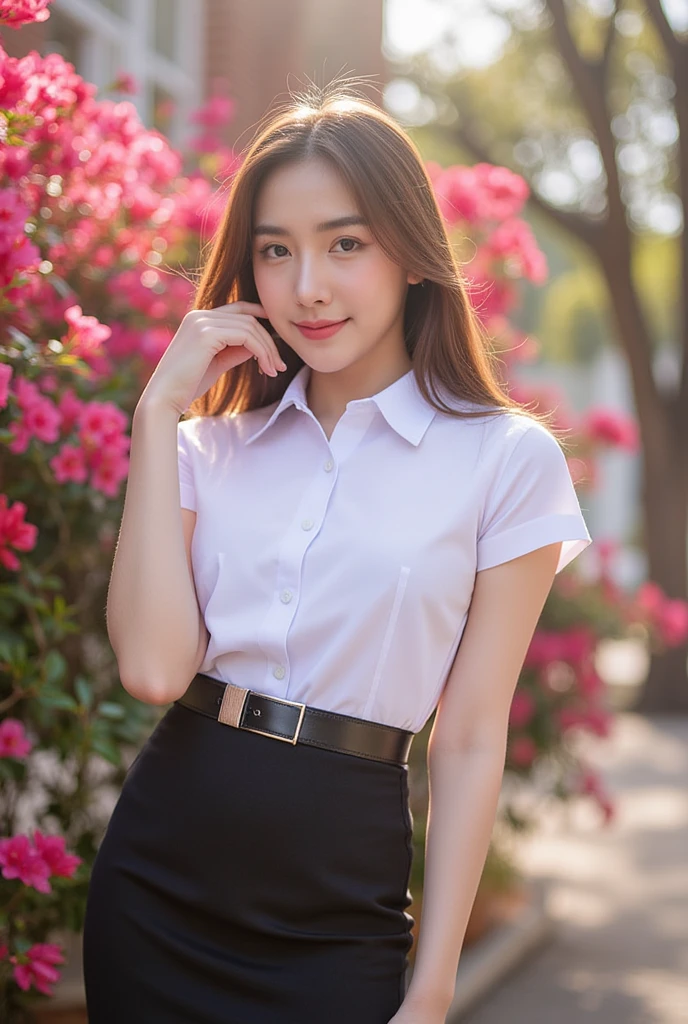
left=559, top=707, right=612, bottom=738
left=509, top=690, right=536, bottom=729
left=431, top=163, right=530, bottom=225
left=582, top=408, right=639, bottom=450
left=139, top=324, right=173, bottom=363
left=9, top=942, right=64, bottom=997
left=0, top=0, right=52, bottom=30
left=89, top=447, right=130, bottom=498
left=628, top=582, right=688, bottom=646
left=473, top=163, right=530, bottom=219
left=525, top=627, right=595, bottom=670
left=32, top=829, right=82, bottom=878
left=23, top=395, right=63, bottom=443
left=49, top=443, right=89, bottom=484
left=485, top=219, right=548, bottom=284
left=0, top=835, right=52, bottom=892
left=509, top=735, right=537, bottom=767
left=0, top=495, right=39, bottom=571
left=575, top=664, right=605, bottom=699
left=0, top=187, right=30, bottom=240
left=111, top=71, right=138, bottom=95
left=61, top=304, right=112, bottom=358
left=189, top=93, right=235, bottom=129
left=634, top=581, right=665, bottom=616
left=0, top=363, right=13, bottom=408
left=432, top=166, right=482, bottom=225
left=657, top=599, right=688, bottom=646
left=56, top=386, right=86, bottom=433
left=77, top=399, right=128, bottom=447
left=572, top=769, right=615, bottom=823
left=0, top=830, right=81, bottom=896
left=559, top=626, right=596, bottom=664
left=0, top=718, right=33, bottom=758
left=11, top=375, right=42, bottom=411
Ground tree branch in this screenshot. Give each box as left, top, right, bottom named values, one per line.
left=644, top=0, right=688, bottom=409
left=601, top=0, right=620, bottom=78
left=644, top=0, right=683, bottom=58
left=545, top=0, right=626, bottom=229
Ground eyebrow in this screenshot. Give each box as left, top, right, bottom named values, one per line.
left=253, top=215, right=368, bottom=237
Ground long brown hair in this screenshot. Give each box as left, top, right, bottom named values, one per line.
left=187, top=82, right=564, bottom=443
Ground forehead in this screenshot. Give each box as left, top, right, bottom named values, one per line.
left=254, top=157, right=359, bottom=218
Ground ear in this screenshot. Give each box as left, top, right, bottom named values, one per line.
left=406, top=271, right=424, bottom=285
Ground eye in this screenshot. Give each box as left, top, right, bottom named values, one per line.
left=259, top=243, right=290, bottom=259
left=258, top=237, right=364, bottom=259
left=333, top=237, right=362, bottom=253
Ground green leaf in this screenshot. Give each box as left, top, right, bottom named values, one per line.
left=39, top=690, right=78, bottom=711
left=96, top=701, right=126, bottom=720
left=13, top=936, right=33, bottom=955
left=90, top=736, right=122, bottom=766
left=74, top=675, right=93, bottom=710
left=44, top=649, right=67, bottom=687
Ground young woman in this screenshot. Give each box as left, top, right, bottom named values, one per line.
left=83, top=84, right=592, bottom=1024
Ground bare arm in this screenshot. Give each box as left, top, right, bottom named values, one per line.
left=106, top=398, right=209, bottom=705
left=401, top=541, right=562, bottom=1019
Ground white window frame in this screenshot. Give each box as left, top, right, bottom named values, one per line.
left=51, top=0, right=204, bottom=148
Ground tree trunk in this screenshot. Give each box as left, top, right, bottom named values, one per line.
left=632, top=433, right=688, bottom=712
left=599, top=241, right=688, bottom=712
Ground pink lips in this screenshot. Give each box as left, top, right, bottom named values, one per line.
left=294, top=319, right=349, bottom=340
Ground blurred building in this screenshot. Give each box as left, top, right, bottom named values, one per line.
left=3, top=0, right=387, bottom=149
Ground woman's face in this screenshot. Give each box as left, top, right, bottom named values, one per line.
left=251, top=157, right=421, bottom=376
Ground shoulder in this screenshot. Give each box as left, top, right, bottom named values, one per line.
left=479, top=410, right=564, bottom=467
left=178, top=405, right=272, bottom=453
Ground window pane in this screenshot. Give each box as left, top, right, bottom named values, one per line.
left=42, top=9, right=85, bottom=70
left=97, top=0, right=125, bottom=16
left=153, top=0, right=177, bottom=61
left=151, top=82, right=177, bottom=135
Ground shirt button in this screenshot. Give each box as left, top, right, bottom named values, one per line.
left=273, top=665, right=286, bottom=680
left=323, top=459, right=334, bottom=472
left=301, top=518, right=314, bottom=531
left=280, top=590, right=292, bottom=603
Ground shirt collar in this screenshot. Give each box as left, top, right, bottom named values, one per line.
left=244, top=363, right=437, bottom=447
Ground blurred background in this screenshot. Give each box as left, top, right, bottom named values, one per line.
left=2, top=2, right=687, bottom=1022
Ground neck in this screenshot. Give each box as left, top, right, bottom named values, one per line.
left=305, top=351, right=413, bottom=428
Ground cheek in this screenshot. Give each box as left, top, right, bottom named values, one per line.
left=252, top=263, right=283, bottom=310
left=348, top=260, right=405, bottom=314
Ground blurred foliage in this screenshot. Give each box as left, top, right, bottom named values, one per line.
left=392, top=0, right=684, bottom=365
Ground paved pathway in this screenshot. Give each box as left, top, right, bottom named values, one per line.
left=461, top=711, right=688, bottom=1024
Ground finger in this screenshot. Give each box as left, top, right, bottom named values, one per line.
left=250, top=319, right=287, bottom=372
left=244, top=319, right=285, bottom=375
left=214, top=301, right=267, bottom=315
left=200, top=313, right=285, bottom=373
left=202, top=322, right=277, bottom=377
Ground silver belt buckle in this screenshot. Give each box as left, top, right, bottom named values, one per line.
left=217, top=685, right=307, bottom=745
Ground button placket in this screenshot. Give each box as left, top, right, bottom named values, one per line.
left=264, top=448, right=338, bottom=695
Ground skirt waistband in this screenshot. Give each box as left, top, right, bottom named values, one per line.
left=174, top=673, right=415, bottom=767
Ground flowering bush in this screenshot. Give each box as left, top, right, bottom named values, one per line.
left=426, top=160, right=688, bottom=829
left=1, top=0, right=687, bottom=1012
left=0, top=3, right=241, bottom=1014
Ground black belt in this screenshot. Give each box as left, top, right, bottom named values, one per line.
left=175, top=673, right=415, bottom=767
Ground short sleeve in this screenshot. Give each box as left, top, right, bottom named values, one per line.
left=177, top=419, right=197, bottom=512
left=476, top=423, right=592, bottom=575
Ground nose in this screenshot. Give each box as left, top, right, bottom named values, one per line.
left=294, top=256, right=331, bottom=307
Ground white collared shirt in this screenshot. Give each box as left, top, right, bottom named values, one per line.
left=177, top=364, right=592, bottom=732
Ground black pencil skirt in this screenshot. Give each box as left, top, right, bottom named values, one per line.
left=82, top=698, right=416, bottom=1023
